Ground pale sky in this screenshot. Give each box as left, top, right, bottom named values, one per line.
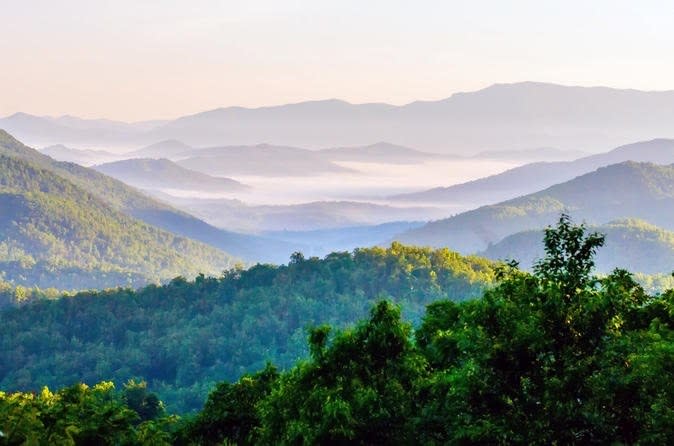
left=2, top=0, right=673, bottom=121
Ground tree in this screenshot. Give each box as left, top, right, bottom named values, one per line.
left=533, top=213, right=605, bottom=297
left=257, top=301, right=426, bottom=445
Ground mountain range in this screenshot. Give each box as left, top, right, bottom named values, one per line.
left=177, top=144, right=354, bottom=177
left=160, top=195, right=446, bottom=233
left=5, top=82, right=674, bottom=154
left=94, top=158, right=247, bottom=193
left=40, top=144, right=119, bottom=166
left=394, top=161, right=674, bottom=253
left=391, top=139, right=674, bottom=206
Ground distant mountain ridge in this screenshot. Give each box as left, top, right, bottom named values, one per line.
left=94, top=158, right=247, bottom=193
left=317, top=142, right=447, bottom=164
left=129, top=139, right=193, bottom=158
left=471, top=147, right=587, bottom=162
left=40, top=144, right=119, bottom=166
left=394, top=161, right=674, bottom=253
left=161, top=195, right=448, bottom=232
left=5, top=82, right=674, bottom=153
left=177, top=144, right=354, bottom=177
left=391, top=139, right=674, bottom=206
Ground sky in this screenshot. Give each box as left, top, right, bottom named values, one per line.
left=2, top=0, right=674, bottom=121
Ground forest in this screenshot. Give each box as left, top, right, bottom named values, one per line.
left=2, top=216, right=674, bottom=444
left=0, top=243, right=494, bottom=413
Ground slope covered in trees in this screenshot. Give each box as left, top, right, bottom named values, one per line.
left=482, top=218, right=674, bottom=275
left=176, top=217, right=674, bottom=444
left=0, top=244, right=495, bottom=413
left=397, top=161, right=674, bottom=252
left=3, top=216, right=674, bottom=444
left=0, top=130, right=298, bottom=264
left=0, top=153, right=235, bottom=289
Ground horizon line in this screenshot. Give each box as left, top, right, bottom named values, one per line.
left=4, top=80, right=674, bottom=124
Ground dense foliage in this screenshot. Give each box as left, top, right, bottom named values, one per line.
left=0, top=157, right=234, bottom=289
left=0, top=380, right=177, bottom=445
left=0, top=141, right=237, bottom=289
left=0, top=243, right=494, bottom=413
left=178, top=215, right=674, bottom=444
left=3, top=216, right=674, bottom=444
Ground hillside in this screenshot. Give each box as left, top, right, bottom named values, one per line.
left=0, top=243, right=496, bottom=412
left=395, top=162, right=674, bottom=253
left=6, top=83, right=674, bottom=153
left=482, top=219, right=674, bottom=274
left=0, top=154, right=235, bottom=289
left=94, top=158, right=247, bottom=192
left=391, top=138, right=674, bottom=206
left=178, top=144, right=353, bottom=177
left=0, top=130, right=298, bottom=263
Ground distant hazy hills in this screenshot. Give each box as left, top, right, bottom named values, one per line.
left=318, top=142, right=447, bottom=164
left=94, top=158, right=247, bottom=192
left=40, top=144, right=119, bottom=166
left=161, top=196, right=448, bottom=233
left=133, top=140, right=573, bottom=167
left=129, top=139, right=193, bottom=158
left=5, top=82, right=674, bottom=153
left=481, top=219, right=674, bottom=275
left=392, top=139, right=674, bottom=206
left=471, top=147, right=587, bottom=162
left=395, top=161, right=674, bottom=253
left=0, top=113, right=164, bottom=148
left=177, top=144, right=354, bottom=177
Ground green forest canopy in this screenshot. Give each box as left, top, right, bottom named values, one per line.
left=0, top=243, right=494, bottom=413
left=3, top=216, right=674, bottom=444
left=0, top=142, right=237, bottom=290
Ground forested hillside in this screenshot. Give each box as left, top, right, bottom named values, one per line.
left=3, top=217, right=674, bottom=444
left=0, top=153, right=235, bottom=289
left=397, top=161, right=674, bottom=252
left=0, top=244, right=495, bottom=413
left=0, top=130, right=299, bottom=264
left=482, top=218, right=674, bottom=274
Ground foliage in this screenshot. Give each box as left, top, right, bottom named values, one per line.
left=0, top=243, right=494, bottom=413
left=3, top=216, right=674, bottom=443
left=0, top=381, right=176, bottom=445
left=0, top=151, right=236, bottom=289
left=181, top=215, right=674, bottom=444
